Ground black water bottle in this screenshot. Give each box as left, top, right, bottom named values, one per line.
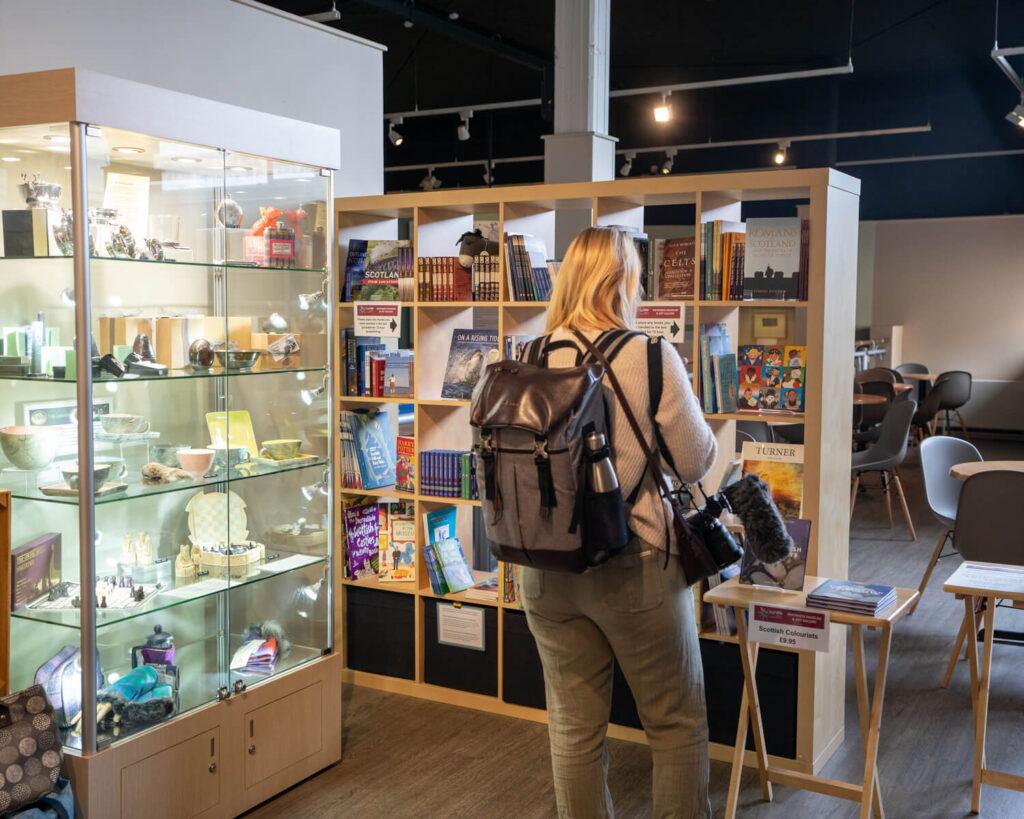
left=582, top=430, right=630, bottom=566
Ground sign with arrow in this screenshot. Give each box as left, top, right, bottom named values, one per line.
left=354, top=302, right=403, bottom=338
left=636, top=302, right=686, bottom=343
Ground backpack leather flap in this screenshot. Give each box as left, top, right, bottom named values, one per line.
left=470, top=360, right=605, bottom=435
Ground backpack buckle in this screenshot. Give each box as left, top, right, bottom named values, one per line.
left=532, top=437, right=548, bottom=460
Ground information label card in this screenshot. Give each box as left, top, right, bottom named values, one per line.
left=354, top=302, right=403, bottom=338
left=437, top=602, right=485, bottom=651
left=635, top=302, right=685, bottom=343
left=748, top=603, right=829, bottom=651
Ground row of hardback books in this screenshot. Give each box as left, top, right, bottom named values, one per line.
left=420, top=449, right=479, bottom=499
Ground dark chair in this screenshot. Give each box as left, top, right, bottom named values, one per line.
left=735, top=429, right=756, bottom=452
left=772, top=424, right=804, bottom=444
left=895, top=362, right=928, bottom=377
left=943, top=471, right=1024, bottom=685
left=736, top=420, right=774, bottom=443
left=936, top=370, right=972, bottom=438
left=855, top=367, right=899, bottom=385
left=917, top=437, right=982, bottom=615
left=911, top=375, right=951, bottom=441
left=852, top=381, right=896, bottom=446
left=850, top=399, right=917, bottom=539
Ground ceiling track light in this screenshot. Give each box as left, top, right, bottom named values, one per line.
left=773, top=139, right=791, bottom=165
left=305, top=1, right=340, bottom=22
left=420, top=167, right=441, bottom=191
left=388, top=116, right=404, bottom=147
left=619, top=151, right=636, bottom=177
left=457, top=110, right=473, bottom=141
left=654, top=90, right=672, bottom=123
left=661, top=150, right=676, bottom=175
left=482, top=162, right=494, bottom=185
left=1006, top=100, right=1024, bottom=128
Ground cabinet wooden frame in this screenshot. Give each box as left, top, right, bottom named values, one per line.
left=334, top=168, right=860, bottom=775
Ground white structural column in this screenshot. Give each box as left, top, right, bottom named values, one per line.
left=544, top=0, right=617, bottom=252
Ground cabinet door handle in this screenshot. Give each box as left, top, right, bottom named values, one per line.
left=209, top=763, right=217, bottom=773
left=217, top=686, right=231, bottom=701
left=233, top=679, right=247, bottom=694
left=248, top=744, right=256, bottom=755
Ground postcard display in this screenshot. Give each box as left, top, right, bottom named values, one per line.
left=0, top=69, right=340, bottom=816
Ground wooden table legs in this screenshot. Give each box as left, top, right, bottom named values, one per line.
left=724, top=616, right=893, bottom=819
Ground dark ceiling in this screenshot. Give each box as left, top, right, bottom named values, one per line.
left=272, top=0, right=1024, bottom=219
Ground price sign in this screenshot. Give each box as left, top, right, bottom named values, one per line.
left=354, top=302, right=403, bottom=338
left=635, top=302, right=685, bottom=343
left=747, top=603, right=829, bottom=652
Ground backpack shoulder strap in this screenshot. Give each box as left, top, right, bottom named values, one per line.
left=647, top=337, right=679, bottom=474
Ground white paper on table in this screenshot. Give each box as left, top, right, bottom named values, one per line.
left=948, top=562, right=1024, bottom=596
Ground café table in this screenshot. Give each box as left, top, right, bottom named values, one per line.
left=949, top=461, right=1024, bottom=481
left=705, top=576, right=919, bottom=819
left=893, top=382, right=913, bottom=394
left=852, top=393, right=886, bottom=406
left=900, top=372, right=939, bottom=382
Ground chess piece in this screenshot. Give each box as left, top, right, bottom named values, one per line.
left=174, top=544, right=196, bottom=579
left=121, top=532, right=136, bottom=565
left=136, top=532, right=154, bottom=565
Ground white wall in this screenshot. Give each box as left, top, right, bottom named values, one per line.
left=0, top=0, right=384, bottom=195
left=870, top=214, right=1024, bottom=431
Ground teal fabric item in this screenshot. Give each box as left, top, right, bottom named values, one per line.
left=99, top=664, right=158, bottom=701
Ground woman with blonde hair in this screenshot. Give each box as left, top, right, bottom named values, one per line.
left=520, top=226, right=717, bottom=818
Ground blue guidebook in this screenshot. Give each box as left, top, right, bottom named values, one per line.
left=351, top=409, right=397, bottom=489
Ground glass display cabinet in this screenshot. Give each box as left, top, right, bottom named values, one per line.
left=1, top=68, right=341, bottom=816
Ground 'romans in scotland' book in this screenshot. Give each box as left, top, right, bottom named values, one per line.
left=743, top=218, right=801, bottom=300
left=441, top=329, right=499, bottom=400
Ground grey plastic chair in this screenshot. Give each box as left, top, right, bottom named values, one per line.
left=943, top=471, right=1024, bottom=685
left=936, top=370, right=972, bottom=438
left=736, top=420, right=774, bottom=443
left=850, top=399, right=917, bottom=539
left=915, top=436, right=982, bottom=614
left=912, top=375, right=951, bottom=440
left=895, top=362, right=928, bottom=377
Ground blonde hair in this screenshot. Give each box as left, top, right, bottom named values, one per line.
left=545, top=227, right=643, bottom=333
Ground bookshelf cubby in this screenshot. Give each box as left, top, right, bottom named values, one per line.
left=335, top=168, right=859, bottom=774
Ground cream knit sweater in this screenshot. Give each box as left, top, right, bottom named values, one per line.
left=546, top=328, right=718, bottom=553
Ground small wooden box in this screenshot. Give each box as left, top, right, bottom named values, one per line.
left=96, top=317, right=155, bottom=356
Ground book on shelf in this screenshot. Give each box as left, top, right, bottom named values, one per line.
left=805, top=579, right=897, bottom=615
left=423, top=506, right=458, bottom=545
left=368, top=348, right=414, bottom=397
left=417, top=256, right=473, bottom=302
left=712, top=353, right=738, bottom=414
left=501, top=561, right=522, bottom=607
left=505, top=233, right=555, bottom=301
left=743, top=218, right=800, bottom=300
left=739, top=518, right=811, bottom=591
left=740, top=440, right=804, bottom=519
left=420, top=449, right=478, bottom=499
left=428, top=537, right=475, bottom=594
left=698, top=323, right=731, bottom=413
left=503, top=334, right=536, bottom=362
left=344, top=501, right=380, bottom=579
left=658, top=237, right=695, bottom=299
left=737, top=364, right=762, bottom=411
left=339, top=409, right=397, bottom=490
left=342, top=239, right=368, bottom=302
left=440, top=329, right=499, bottom=400
left=396, top=435, right=415, bottom=494
left=734, top=345, right=805, bottom=412
left=706, top=562, right=740, bottom=635
left=464, top=573, right=499, bottom=602
left=378, top=502, right=416, bottom=582
left=350, top=239, right=412, bottom=302
left=471, top=252, right=500, bottom=302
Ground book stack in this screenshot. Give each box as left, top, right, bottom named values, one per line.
left=736, top=345, right=805, bottom=412
left=420, top=449, right=478, bottom=499
left=422, top=506, right=475, bottom=595
left=472, top=253, right=500, bottom=302
left=417, top=256, right=473, bottom=302
left=805, top=579, right=897, bottom=616
left=339, top=409, right=397, bottom=490
left=505, top=233, right=555, bottom=301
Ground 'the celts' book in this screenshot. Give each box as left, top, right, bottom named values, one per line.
left=441, top=329, right=499, bottom=400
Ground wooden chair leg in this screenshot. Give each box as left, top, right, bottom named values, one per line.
left=850, top=474, right=860, bottom=521
left=911, top=530, right=949, bottom=614
left=943, top=610, right=970, bottom=687
left=881, top=470, right=894, bottom=529
left=891, top=468, right=916, bottom=540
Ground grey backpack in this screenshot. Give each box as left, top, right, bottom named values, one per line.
left=470, top=328, right=658, bottom=572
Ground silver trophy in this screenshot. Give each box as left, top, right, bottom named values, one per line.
left=18, top=173, right=62, bottom=209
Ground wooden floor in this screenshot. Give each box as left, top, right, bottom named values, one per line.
left=247, top=436, right=1024, bottom=819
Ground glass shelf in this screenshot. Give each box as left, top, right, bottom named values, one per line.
left=0, top=365, right=328, bottom=385
left=12, top=550, right=325, bottom=631
left=4, top=456, right=328, bottom=506
left=0, top=255, right=326, bottom=275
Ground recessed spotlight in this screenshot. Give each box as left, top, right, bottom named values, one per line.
left=228, top=165, right=254, bottom=172
left=653, top=91, right=672, bottom=123
left=448, top=11, right=459, bottom=20
left=63, top=166, right=72, bottom=171
left=171, top=156, right=202, bottom=164
left=403, top=19, right=413, bottom=28
left=43, top=134, right=71, bottom=143
left=1, top=157, right=20, bottom=162
left=113, top=146, right=145, bottom=154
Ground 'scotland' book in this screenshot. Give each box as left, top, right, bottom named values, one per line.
left=351, top=409, right=397, bottom=489
left=356, top=239, right=411, bottom=301
left=739, top=518, right=811, bottom=591
left=743, top=218, right=801, bottom=300
left=740, top=441, right=804, bottom=519
left=441, top=329, right=499, bottom=400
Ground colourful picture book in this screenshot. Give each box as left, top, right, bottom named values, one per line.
left=739, top=345, right=763, bottom=368
left=739, top=518, right=811, bottom=591
left=396, top=435, right=415, bottom=493
left=379, top=502, right=416, bottom=582
left=356, top=239, right=411, bottom=301
left=743, top=218, right=801, bottom=300
left=740, top=440, right=805, bottom=519
left=658, top=237, right=695, bottom=299
left=440, top=329, right=499, bottom=400
left=758, top=384, right=781, bottom=410
left=424, top=506, right=458, bottom=546
left=784, top=345, right=806, bottom=369
left=763, top=345, right=785, bottom=369
left=343, top=502, right=380, bottom=579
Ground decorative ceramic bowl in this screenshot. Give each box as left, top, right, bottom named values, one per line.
left=0, top=425, right=61, bottom=470
left=150, top=443, right=191, bottom=468
left=99, top=413, right=149, bottom=435
left=61, top=462, right=112, bottom=492
left=176, top=448, right=214, bottom=476
left=259, top=439, right=302, bottom=460
left=214, top=350, right=261, bottom=371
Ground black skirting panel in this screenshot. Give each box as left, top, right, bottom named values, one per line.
left=346, top=586, right=416, bottom=680
left=423, top=600, right=498, bottom=696
left=500, top=610, right=799, bottom=759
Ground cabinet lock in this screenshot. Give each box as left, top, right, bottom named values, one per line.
left=217, top=686, right=231, bottom=701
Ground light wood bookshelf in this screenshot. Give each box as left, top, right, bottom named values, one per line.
left=334, top=169, right=859, bottom=776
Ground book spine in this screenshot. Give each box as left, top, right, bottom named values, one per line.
left=461, top=452, right=470, bottom=499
